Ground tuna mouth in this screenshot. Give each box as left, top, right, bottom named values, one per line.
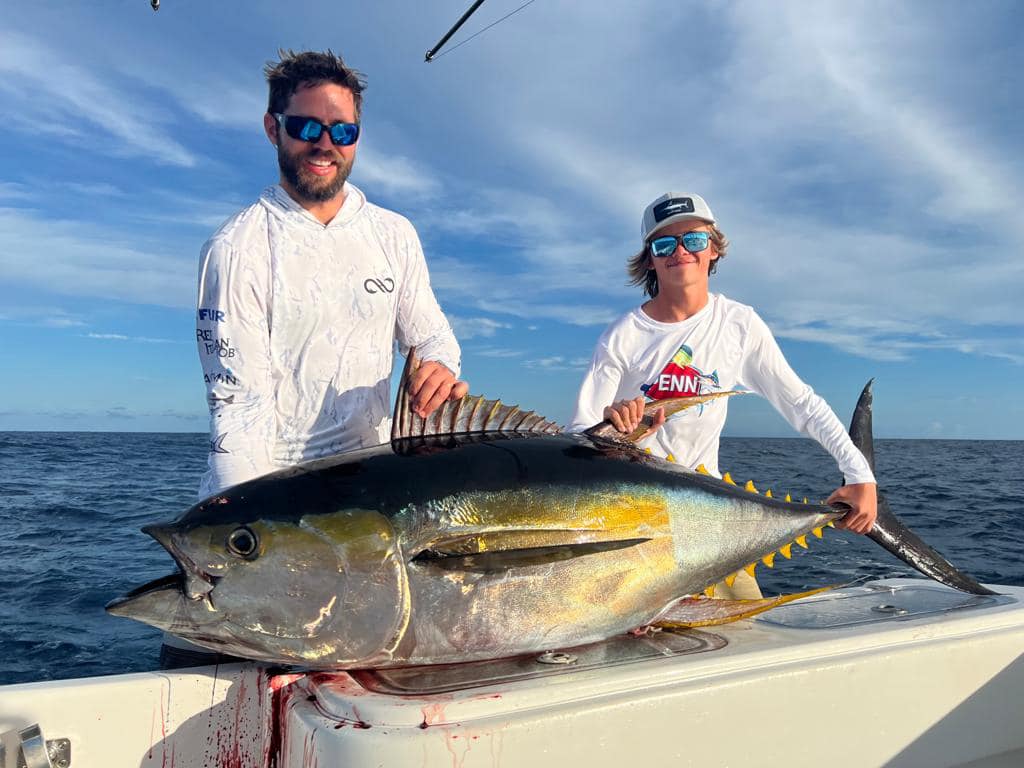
left=105, top=572, right=183, bottom=616
left=142, top=523, right=219, bottom=600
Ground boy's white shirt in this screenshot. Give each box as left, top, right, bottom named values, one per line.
left=569, top=293, right=875, bottom=485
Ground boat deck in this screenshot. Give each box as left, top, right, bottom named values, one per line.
left=2, top=579, right=1022, bottom=767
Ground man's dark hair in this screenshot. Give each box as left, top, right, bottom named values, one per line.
left=264, top=49, right=367, bottom=119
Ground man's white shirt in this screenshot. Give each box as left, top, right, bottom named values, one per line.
left=196, top=182, right=460, bottom=497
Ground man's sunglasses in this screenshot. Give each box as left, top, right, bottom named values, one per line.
left=648, top=231, right=711, bottom=258
left=273, top=113, right=360, bottom=147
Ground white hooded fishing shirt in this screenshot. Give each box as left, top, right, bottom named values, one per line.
left=568, top=294, right=875, bottom=485
left=195, top=183, right=460, bottom=498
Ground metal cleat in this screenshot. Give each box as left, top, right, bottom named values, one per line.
left=0, top=725, right=71, bottom=768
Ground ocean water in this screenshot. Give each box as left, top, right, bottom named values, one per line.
left=1, top=432, right=1021, bottom=686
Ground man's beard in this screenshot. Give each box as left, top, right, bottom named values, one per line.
left=277, top=144, right=353, bottom=203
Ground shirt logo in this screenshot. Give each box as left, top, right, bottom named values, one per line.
left=364, top=277, right=395, bottom=294
left=641, top=344, right=720, bottom=400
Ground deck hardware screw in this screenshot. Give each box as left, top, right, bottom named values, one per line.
left=872, top=604, right=908, bottom=616
left=537, top=651, right=577, bottom=665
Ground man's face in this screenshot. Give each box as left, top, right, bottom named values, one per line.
left=647, top=220, right=718, bottom=291
left=268, top=83, right=358, bottom=204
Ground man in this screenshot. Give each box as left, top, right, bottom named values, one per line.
left=195, top=49, right=465, bottom=498
left=166, top=50, right=465, bottom=668
left=569, top=192, right=877, bottom=598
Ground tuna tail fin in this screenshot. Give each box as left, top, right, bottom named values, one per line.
left=850, top=380, right=996, bottom=595
left=585, top=391, right=743, bottom=443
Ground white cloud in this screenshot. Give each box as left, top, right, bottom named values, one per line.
left=86, top=333, right=182, bottom=344
left=471, top=346, right=525, bottom=358
left=0, top=207, right=194, bottom=309
left=0, top=305, right=86, bottom=328
left=523, top=355, right=591, bottom=371
left=353, top=144, right=441, bottom=198
left=0, top=181, right=32, bottom=201
left=0, top=30, right=196, bottom=167
left=447, top=315, right=512, bottom=339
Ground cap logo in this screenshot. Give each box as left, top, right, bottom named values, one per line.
left=653, top=197, right=694, bottom=222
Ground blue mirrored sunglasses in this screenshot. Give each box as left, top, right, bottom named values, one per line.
left=649, top=231, right=711, bottom=258
left=273, top=113, right=360, bottom=146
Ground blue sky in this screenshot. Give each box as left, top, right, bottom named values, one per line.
left=0, top=0, right=1021, bottom=438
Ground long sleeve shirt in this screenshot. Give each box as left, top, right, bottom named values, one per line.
left=195, top=183, right=460, bottom=498
left=568, top=293, right=875, bottom=485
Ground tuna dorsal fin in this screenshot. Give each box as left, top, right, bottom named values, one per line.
left=411, top=538, right=650, bottom=573
left=391, top=348, right=561, bottom=441
left=584, top=391, right=743, bottom=443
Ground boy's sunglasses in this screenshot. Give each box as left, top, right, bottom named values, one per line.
left=273, top=113, right=360, bottom=147
left=649, top=231, right=710, bottom=258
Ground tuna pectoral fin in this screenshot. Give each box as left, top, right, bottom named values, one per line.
left=651, top=585, right=835, bottom=629
left=847, top=380, right=996, bottom=596
left=585, top=391, right=743, bottom=443
left=411, top=538, right=650, bottom=573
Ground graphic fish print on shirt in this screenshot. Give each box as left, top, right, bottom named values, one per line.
left=640, top=344, right=721, bottom=403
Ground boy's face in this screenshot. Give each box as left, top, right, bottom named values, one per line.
left=647, top=220, right=718, bottom=292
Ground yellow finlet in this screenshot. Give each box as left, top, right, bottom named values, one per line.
left=644, top=447, right=652, bottom=454
left=761, top=552, right=776, bottom=568
left=827, top=520, right=836, bottom=528
left=744, top=480, right=759, bottom=494
left=695, top=464, right=710, bottom=475
left=779, top=543, right=793, bottom=559
left=812, top=526, right=824, bottom=539
left=703, top=583, right=716, bottom=597
left=765, top=489, right=773, bottom=498
left=795, top=534, right=809, bottom=549
left=785, top=493, right=792, bottom=502
left=744, top=562, right=757, bottom=577
left=722, top=472, right=736, bottom=485
left=666, top=453, right=676, bottom=463
left=724, top=573, right=738, bottom=588
left=803, top=497, right=808, bottom=504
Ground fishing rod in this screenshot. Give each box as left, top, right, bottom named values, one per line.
left=425, top=0, right=487, bottom=62
left=426, top=0, right=538, bottom=62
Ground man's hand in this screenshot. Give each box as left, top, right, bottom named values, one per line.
left=827, top=482, right=878, bottom=534
left=602, top=396, right=665, bottom=440
left=408, top=360, right=469, bottom=418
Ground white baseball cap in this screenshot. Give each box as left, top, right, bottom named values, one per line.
left=641, top=193, right=715, bottom=243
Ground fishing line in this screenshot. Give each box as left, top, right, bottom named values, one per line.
left=426, top=0, right=539, bottom=62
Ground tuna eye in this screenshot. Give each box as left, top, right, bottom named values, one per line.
left=227, top=527, right=258, bottom=558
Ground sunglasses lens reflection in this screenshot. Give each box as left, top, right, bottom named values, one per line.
left=329, top=123, right=359, bottom=145
left=650, top=237, right=678, bottom=258
left=682, top=232, right=709, bottom=252
left=297, top=119, right=323, bottom=142
left=282, top=116, right=359, bottom=146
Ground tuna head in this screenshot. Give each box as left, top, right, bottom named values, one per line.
left=107, top=498, right=410, bottom=668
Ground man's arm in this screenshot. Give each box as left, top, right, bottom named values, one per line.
left=196, top=238, right=276, bottom=497
left=391, top=220, right=465, bottom=415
